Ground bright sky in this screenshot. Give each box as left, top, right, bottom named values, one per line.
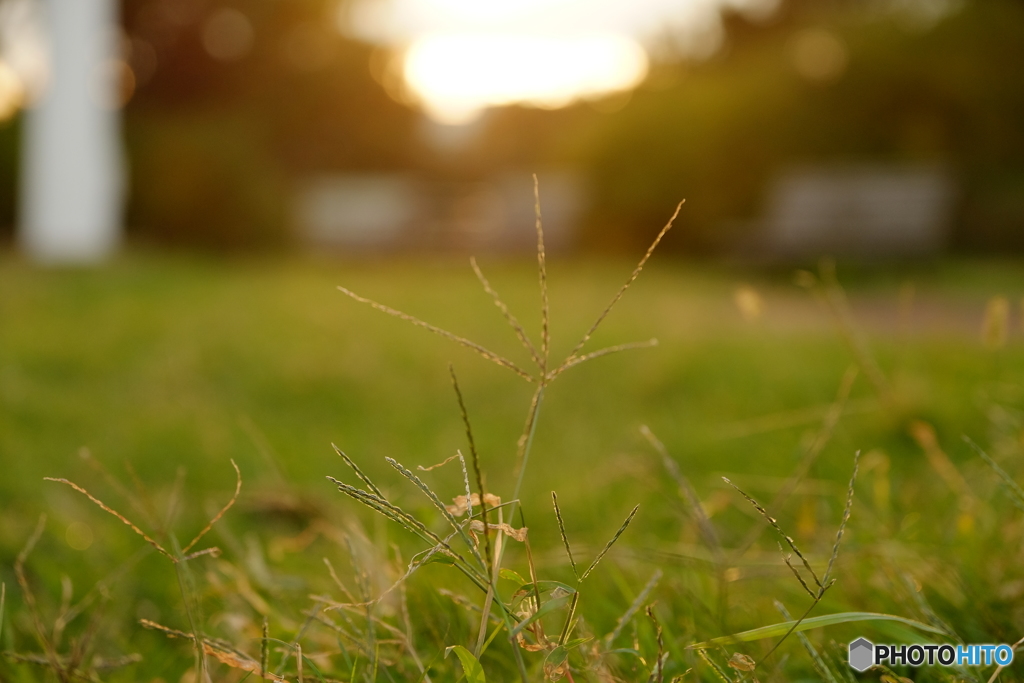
left=347, top=0, right=776, bottom=124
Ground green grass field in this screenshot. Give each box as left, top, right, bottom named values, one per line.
left=1, top=252, right=1023, bottom=682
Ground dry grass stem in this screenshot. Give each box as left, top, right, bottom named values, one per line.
left=470, top=258, right=542, bottom=368
left=79, top=448, right=159, bottom=532
left=821, top=450, right=860, bottom=590
left=735, top=366, right=857, bottom=555
left=641, top=425, right=722, bottom=561
left=606, top=569, right=662, bottom=645
left=581, top=504, right=639, bottom=581
left=986, top=635, right=1024, bottom=683
left=44, top=478, right=174, bottom=560
left=14, top=514, right=63, bottom=674
left=449, top=365, right=494, bottom=570
left=722, top=478, right=821, bottom=590
left=551, top=491, right=579, bottom=580
left=534, top=175, right=550, bottom=374
left=563, top=200, right=683, bottom=365
left=332, top=444, right=386, bottom=499
left=182, top=459, right=241, bottom=554
left=140, top=619, right=289, bottom=682
left=337, top=286, right=534, bottom=382
left=549, top=338, right=659, bottom=379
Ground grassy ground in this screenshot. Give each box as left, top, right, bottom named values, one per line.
left=1, top=252, right=1023, bottom=682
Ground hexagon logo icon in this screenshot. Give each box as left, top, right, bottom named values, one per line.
left=849, top=638, right=874, bottom=672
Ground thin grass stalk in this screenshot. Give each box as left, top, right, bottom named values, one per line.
left=965, top=436, right=1024, bottom=510
left=384, top=457, right=488, bottom=571
left=470, top=258, right=541, bottom=369
left=511, top=386, right=545, bottom=520
left=812, top=261, right=890, bottom=400
left=581, top=505, right=639, bottom=581
left=450, top=366, right=493, bottom=572
left=14, top=515, right=63, bottom=676
left=646, top=605, right=666, bottom=683
left=697, top=648, right=735, bottom=683
left=734, top=366, right=857, bottom=555
left=534, top=175, right=550, bottom=374
left=723, top=478, right=821, bottom=590
left=986, top=635, right=1024, bottom=683
left=558, top=592, right=580, bottom=646
left=261, top=617, right=269, bottom=677
left=548, top=339, right=659, bottom=380
left=181, top=459, right=241, bottom=554
left=78, top=448, right=160, bottom=532
left=172, top=537, right=211, bottom=683
left=552, top=492, right=579, bottom=580
left=337, top=286, right=534, bottom=381
left=641, top=426, right=721, bottom=560
left=820, top=451, right=860, bottom=592
left=44, top=478, right=173, bottom=560
left=333, top=445, right=386, bottom=499
left=774, top=601, right=839, bottom=683
left=561, top=201, right=683, bottom=365
left=606, top=569, right=662, bottom=646
left=780, top=544, right=816, bottom=599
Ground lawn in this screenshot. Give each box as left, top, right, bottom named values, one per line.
left=1, top=252, right=1022, bottom=682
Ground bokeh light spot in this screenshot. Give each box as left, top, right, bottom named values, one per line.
left=789, top=28, right=848, bottom=83
left=202, top=8, right=254, bottom=63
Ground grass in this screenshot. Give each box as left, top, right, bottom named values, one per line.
left=0, top=244, right=1023, bottom=682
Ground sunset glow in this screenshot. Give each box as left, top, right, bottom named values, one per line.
left=346, top=0, right=758, bottom=124
left=402, top=32, right=648, bottom=124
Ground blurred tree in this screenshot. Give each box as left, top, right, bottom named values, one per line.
left=122, top=0, right=420, bottom=249
left=564, top=0, right=1024, bottom=252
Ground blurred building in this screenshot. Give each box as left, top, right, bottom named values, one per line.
left=760, top=165, right=956, bottom=258
left=293, top=170, right=585, bottom=252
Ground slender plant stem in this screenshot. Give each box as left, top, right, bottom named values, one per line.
left=511, top=386, right=546, bottom=522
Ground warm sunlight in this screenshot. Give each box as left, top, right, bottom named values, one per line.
left=402, top=32, right=648, bottom=125
left=346, top=0, right=763, bottom=124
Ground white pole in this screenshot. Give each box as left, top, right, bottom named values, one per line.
left=19, top=0, right=123, bottom=264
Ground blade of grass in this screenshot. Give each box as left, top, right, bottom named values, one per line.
left=690, top=612, right=947, bottom=648
left=446, top=644, right=487, bottom=683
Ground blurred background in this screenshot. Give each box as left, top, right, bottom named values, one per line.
left=0, top=0, right=1021, bottom=259
left=2, top=2, right=1024, bottom=680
